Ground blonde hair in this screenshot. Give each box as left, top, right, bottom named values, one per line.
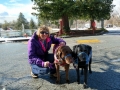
left=36, top=25, right=50, bottom=36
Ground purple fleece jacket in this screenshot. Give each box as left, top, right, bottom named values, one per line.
left=28, top=32, right=66, bottom=67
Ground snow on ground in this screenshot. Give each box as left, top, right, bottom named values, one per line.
left=0, top=27, right=120, bottom=42
left=52, top=27, right=120, bottom=31
left=0, top=37, right=31, bottom=42
left=105, top=27, right=120, bottom=30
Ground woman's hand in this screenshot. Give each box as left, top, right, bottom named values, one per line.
left=44, top=61, right=50, bottom=67
left=59, top=42, right=65, bottom=46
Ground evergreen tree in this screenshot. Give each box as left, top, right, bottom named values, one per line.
left=16, top=12, right=29, bottom=30
left=31, top=0, right=114, bottom=33
left=37, top=18, right=41, bottom=27
left=0, top=23, right=2, bottom=28
left=9, top=20, right=17, bottom=30
left=29, top=18, right=36, bottom=29
left=2, top=20, right=9, bottom=30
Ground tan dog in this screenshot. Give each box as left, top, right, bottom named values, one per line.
left=54, top=45, right=73, bottom=84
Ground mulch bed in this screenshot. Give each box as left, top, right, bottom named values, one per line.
left=51, top=30, right=106, bottom=37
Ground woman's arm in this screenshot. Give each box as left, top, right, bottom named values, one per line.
left=50, top=35, right=66, bottom=45
left=28, top=40, right=44, bottom=67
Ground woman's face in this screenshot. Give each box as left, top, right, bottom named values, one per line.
left=39, top=30, right=49, bottom=40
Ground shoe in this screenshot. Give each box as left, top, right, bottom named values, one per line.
left=50, top=73, right=57, bottom=78
left=31, top=72, right=38, bottom=78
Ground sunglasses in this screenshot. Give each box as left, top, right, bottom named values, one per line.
left=40, top=31, right=49, bottom=34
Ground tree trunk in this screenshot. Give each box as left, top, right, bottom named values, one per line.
left=90, top=19, right=96, bottom=34
left=62, top=15, right=70, bottom=33
left=76, top=20, right=77, bottom=30
left=90, top=19, right=92, bottom=29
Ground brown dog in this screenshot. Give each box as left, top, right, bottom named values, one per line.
left=54, top=45, right=73, bottom=84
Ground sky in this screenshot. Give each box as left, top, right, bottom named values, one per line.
left=0, top=0, right=120, bottom=23
left=0, top=0, right=37, bottom=23
left=112, top=0, right=120, bottom=14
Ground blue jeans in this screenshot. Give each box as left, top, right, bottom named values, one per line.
left=31, top=53, right=56, bottom=75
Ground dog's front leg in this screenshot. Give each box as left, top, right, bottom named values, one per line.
left=89, top=58, right=92, bottom=73
left=83, top=66, right=88, bottom=88
left=55, top=64, right=60, bottom=84
left=64, top=64, right=70, bottom=83
left=76, top=67, right=80, bottom=84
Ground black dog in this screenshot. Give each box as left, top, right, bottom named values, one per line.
left=72, top=44, right=92, bottom=88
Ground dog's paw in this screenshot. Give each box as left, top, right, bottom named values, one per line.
left=66, top=80, right=70, bottom=84
left=73, top=63, right=78, bottom=69
left=83, top=83, right=88, bottom=89
left=77, top=79, right=80, bottom=84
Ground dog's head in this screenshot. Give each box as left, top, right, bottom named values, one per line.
left=73, top=44, right=92, bottom=69
left=56, top=45, right=73, bottom=64
left=73, top=44, right=90, bottom=66
left=73, top=44, right=91, bottom=58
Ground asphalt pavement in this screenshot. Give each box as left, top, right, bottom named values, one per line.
left=0, top=34, right=120, bottom=90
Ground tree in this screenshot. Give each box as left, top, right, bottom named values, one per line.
left=2, top=20, right=9, bottom=30
left=29, top=18, right=36, bottom=29
left=0, top=23, right=2, bottom=28
left=31, top=0, right=78, bottom=33
left=37, top=19, right=41, bottom=27
left=81, top=0, right=114, bottom=29
left=31, top=0, right=114, bottom=33
left=16, top=12, right=29, bottom=30
left=9, top=20, right=17, bottom=30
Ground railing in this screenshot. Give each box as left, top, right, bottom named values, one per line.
left=0, top=29, right=36, bottom=38
left=0, top=28, right=60, bottom=38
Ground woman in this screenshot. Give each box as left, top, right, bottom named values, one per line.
left=28, top=25, right=66, bottom=78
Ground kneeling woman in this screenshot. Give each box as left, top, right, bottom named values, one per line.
left=28, top=25, right=66, bottom=78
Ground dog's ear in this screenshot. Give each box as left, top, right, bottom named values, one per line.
left=77, top=44, right=81, bottom=52
left=72, top=51, right=75, bottom=57
left=66, top=46, right=72, bottom=53
left=56, top=50, right=60, bottom=59
left=56, top=50, right=62, bottom=59
left=73, top=46, right=76, bottom=53
left=73, top=45, right=78, bottom=54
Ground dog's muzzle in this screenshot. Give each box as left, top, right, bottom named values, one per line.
left=61, top=54, right=73, bottom=64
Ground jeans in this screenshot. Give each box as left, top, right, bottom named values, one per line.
left=31, top=53, right=56, bottom=75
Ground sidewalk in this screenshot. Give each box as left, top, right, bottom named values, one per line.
left=0, top=34, right=120, bottom=90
